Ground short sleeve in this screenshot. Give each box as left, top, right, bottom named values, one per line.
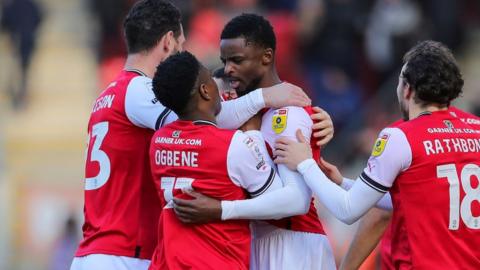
left=124, top=76, right=179, bottom=130
left=261, top=106, right=313, bottom=146
left=227, top=131, right=281, bottom=197
left=361, top=127, right=412, bottom=192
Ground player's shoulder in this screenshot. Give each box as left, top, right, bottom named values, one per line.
left=266, top=106, right=311, bottom=122
left=126, top=75, right=152, bottom=92
left=370, top=126, right=410, bottom=159
left=202, top=125, right=239, bottom=147
left=449, top=106, right=480, bottom=126
left=262, top=106, right=312, bottom=137
left=227, top=131, right=266, bottom=164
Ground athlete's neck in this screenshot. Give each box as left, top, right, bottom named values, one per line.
left=410, top=103, right=448, bottom=119
left=257, top=67, right=282, bottom=89
left=180, top=112, right=216, bottom=124
left=124, top=52, right=166, bottom=79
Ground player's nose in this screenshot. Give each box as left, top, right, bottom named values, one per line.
left=224, top=62, right=234, bottom=76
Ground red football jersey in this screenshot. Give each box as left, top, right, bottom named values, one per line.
left=388, top=110, right=480, bottom=269
left=149, top=120, right=279, bottom=270
left=261, top=106, right=325, bottom=234
left=77, top=70, right=174, bottom=259
left=380, top=107, right=480, bottom=269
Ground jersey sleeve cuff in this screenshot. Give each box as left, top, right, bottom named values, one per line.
left=221, top=200, right=235, bottom=220
left=297, top=158, right=317, bottom=175
left=250, top=88, right=265, bottom=110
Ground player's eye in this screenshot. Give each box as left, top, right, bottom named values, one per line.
left=232, top=58, right=243, bottom=64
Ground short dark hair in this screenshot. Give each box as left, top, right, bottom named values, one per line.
left=221, top=13, right=276, bottom=51
left=123, top=0, right=181, bottom=54
left=402, top=40, right=463, bottom=106
left=152, top=51, right=201, bottom=116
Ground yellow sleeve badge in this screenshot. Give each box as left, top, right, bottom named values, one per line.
left=371, top=133, right=390, bottom=157
left=272, top=109, right=288, bottom=134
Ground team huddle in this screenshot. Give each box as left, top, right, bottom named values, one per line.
left=70, top=0, right=480, bottom=270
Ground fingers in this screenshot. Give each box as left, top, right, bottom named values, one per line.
left=313, top=127, right=333, bottom=138
left=310, top=107, right=331, bottom=122
left=173, top=207, right=194, bottom=223
left=312, top=120, right=331, bottom=130
left=273, top=156, right=287, bottom=165
left=272, top=148, right=287, bottom=158
left=172, top=197, right=195, bottom=207
left=295, top=129, right=307, bottom=143
left=316, top=133, right=333, bottom=147
left=287, top=83, right=311, bottom=106
left=183, top=189, right=203, bottom=199
left=291, top=93, right=311, bottom=107
left=275, top=136, right=294, bottom=145
left=318, top=157, right=334, bottom=170
left=317, top=161, right=330, bottom=173
left=312, top=106, right=323, bottom=113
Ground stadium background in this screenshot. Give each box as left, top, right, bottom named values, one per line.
left=0, top=0, right=479, bottom=269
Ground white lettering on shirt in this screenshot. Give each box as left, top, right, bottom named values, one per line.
left=423, top=138, right=480, bottom=155
left=155, top=150, right=198, bottom=167
left=92, top=94, right=115, bottom=113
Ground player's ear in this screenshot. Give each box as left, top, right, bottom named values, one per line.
left=162, top=31, right=175, bottom=53
left=199, top=83, right=211, bottom=101
left=404, top=83, right=413, bottom=100
left=262, top=48, right=274, bottom=65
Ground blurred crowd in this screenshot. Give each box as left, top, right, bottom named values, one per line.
left=86, top=0, right=480, bottom=170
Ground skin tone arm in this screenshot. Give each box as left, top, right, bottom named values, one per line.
left=261, top=82, right=311, bottom=108
left=339, top=209, right=392, bottom=270
left=309, top=156, right=393, bottom=269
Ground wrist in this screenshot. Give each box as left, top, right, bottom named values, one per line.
left=253, top=88, right=266, bottom=108
left=220, top=200, right=234, bottom=220
left=297, top=158, right=316, bottom=174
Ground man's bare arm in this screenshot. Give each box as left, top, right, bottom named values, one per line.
left=339, top=208, right=392, bottom=270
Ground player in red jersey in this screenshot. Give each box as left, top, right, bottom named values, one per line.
left=332, top=106, right=480, bottom=270
left=274, top=40, right=480, bottom=270
left=71, top=1, right=316, bottom=270
left=148, top=51, right=315, bottom=270
left=172, top=14, right=336, bottom=269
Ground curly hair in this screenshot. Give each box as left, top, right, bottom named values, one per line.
left=402, top=40, right=463, bottom=106
left=221, top=13, right=276, bottom=51
left=152, top=51, right=200, bottom=116
left=123, top=0, right=181, bottom=54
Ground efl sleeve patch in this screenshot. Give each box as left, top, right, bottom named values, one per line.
left=371, top=133, right=390, bottom=157
left=272, top=109, right=288, bottom=134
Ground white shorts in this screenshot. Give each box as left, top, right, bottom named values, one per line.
left=70, top=254, right=151, bottom=270
left=250, top=222, right=336, bottom=270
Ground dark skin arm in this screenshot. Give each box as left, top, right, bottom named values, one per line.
left=339, top=208, right=392, bottom=270
left=173, top=190, right=222, bottom=224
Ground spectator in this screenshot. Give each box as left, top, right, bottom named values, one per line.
left=1, top=0, right=42, bottom=109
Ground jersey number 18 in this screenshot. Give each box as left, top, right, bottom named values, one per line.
left=437, top=163, right=480, bottom=230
